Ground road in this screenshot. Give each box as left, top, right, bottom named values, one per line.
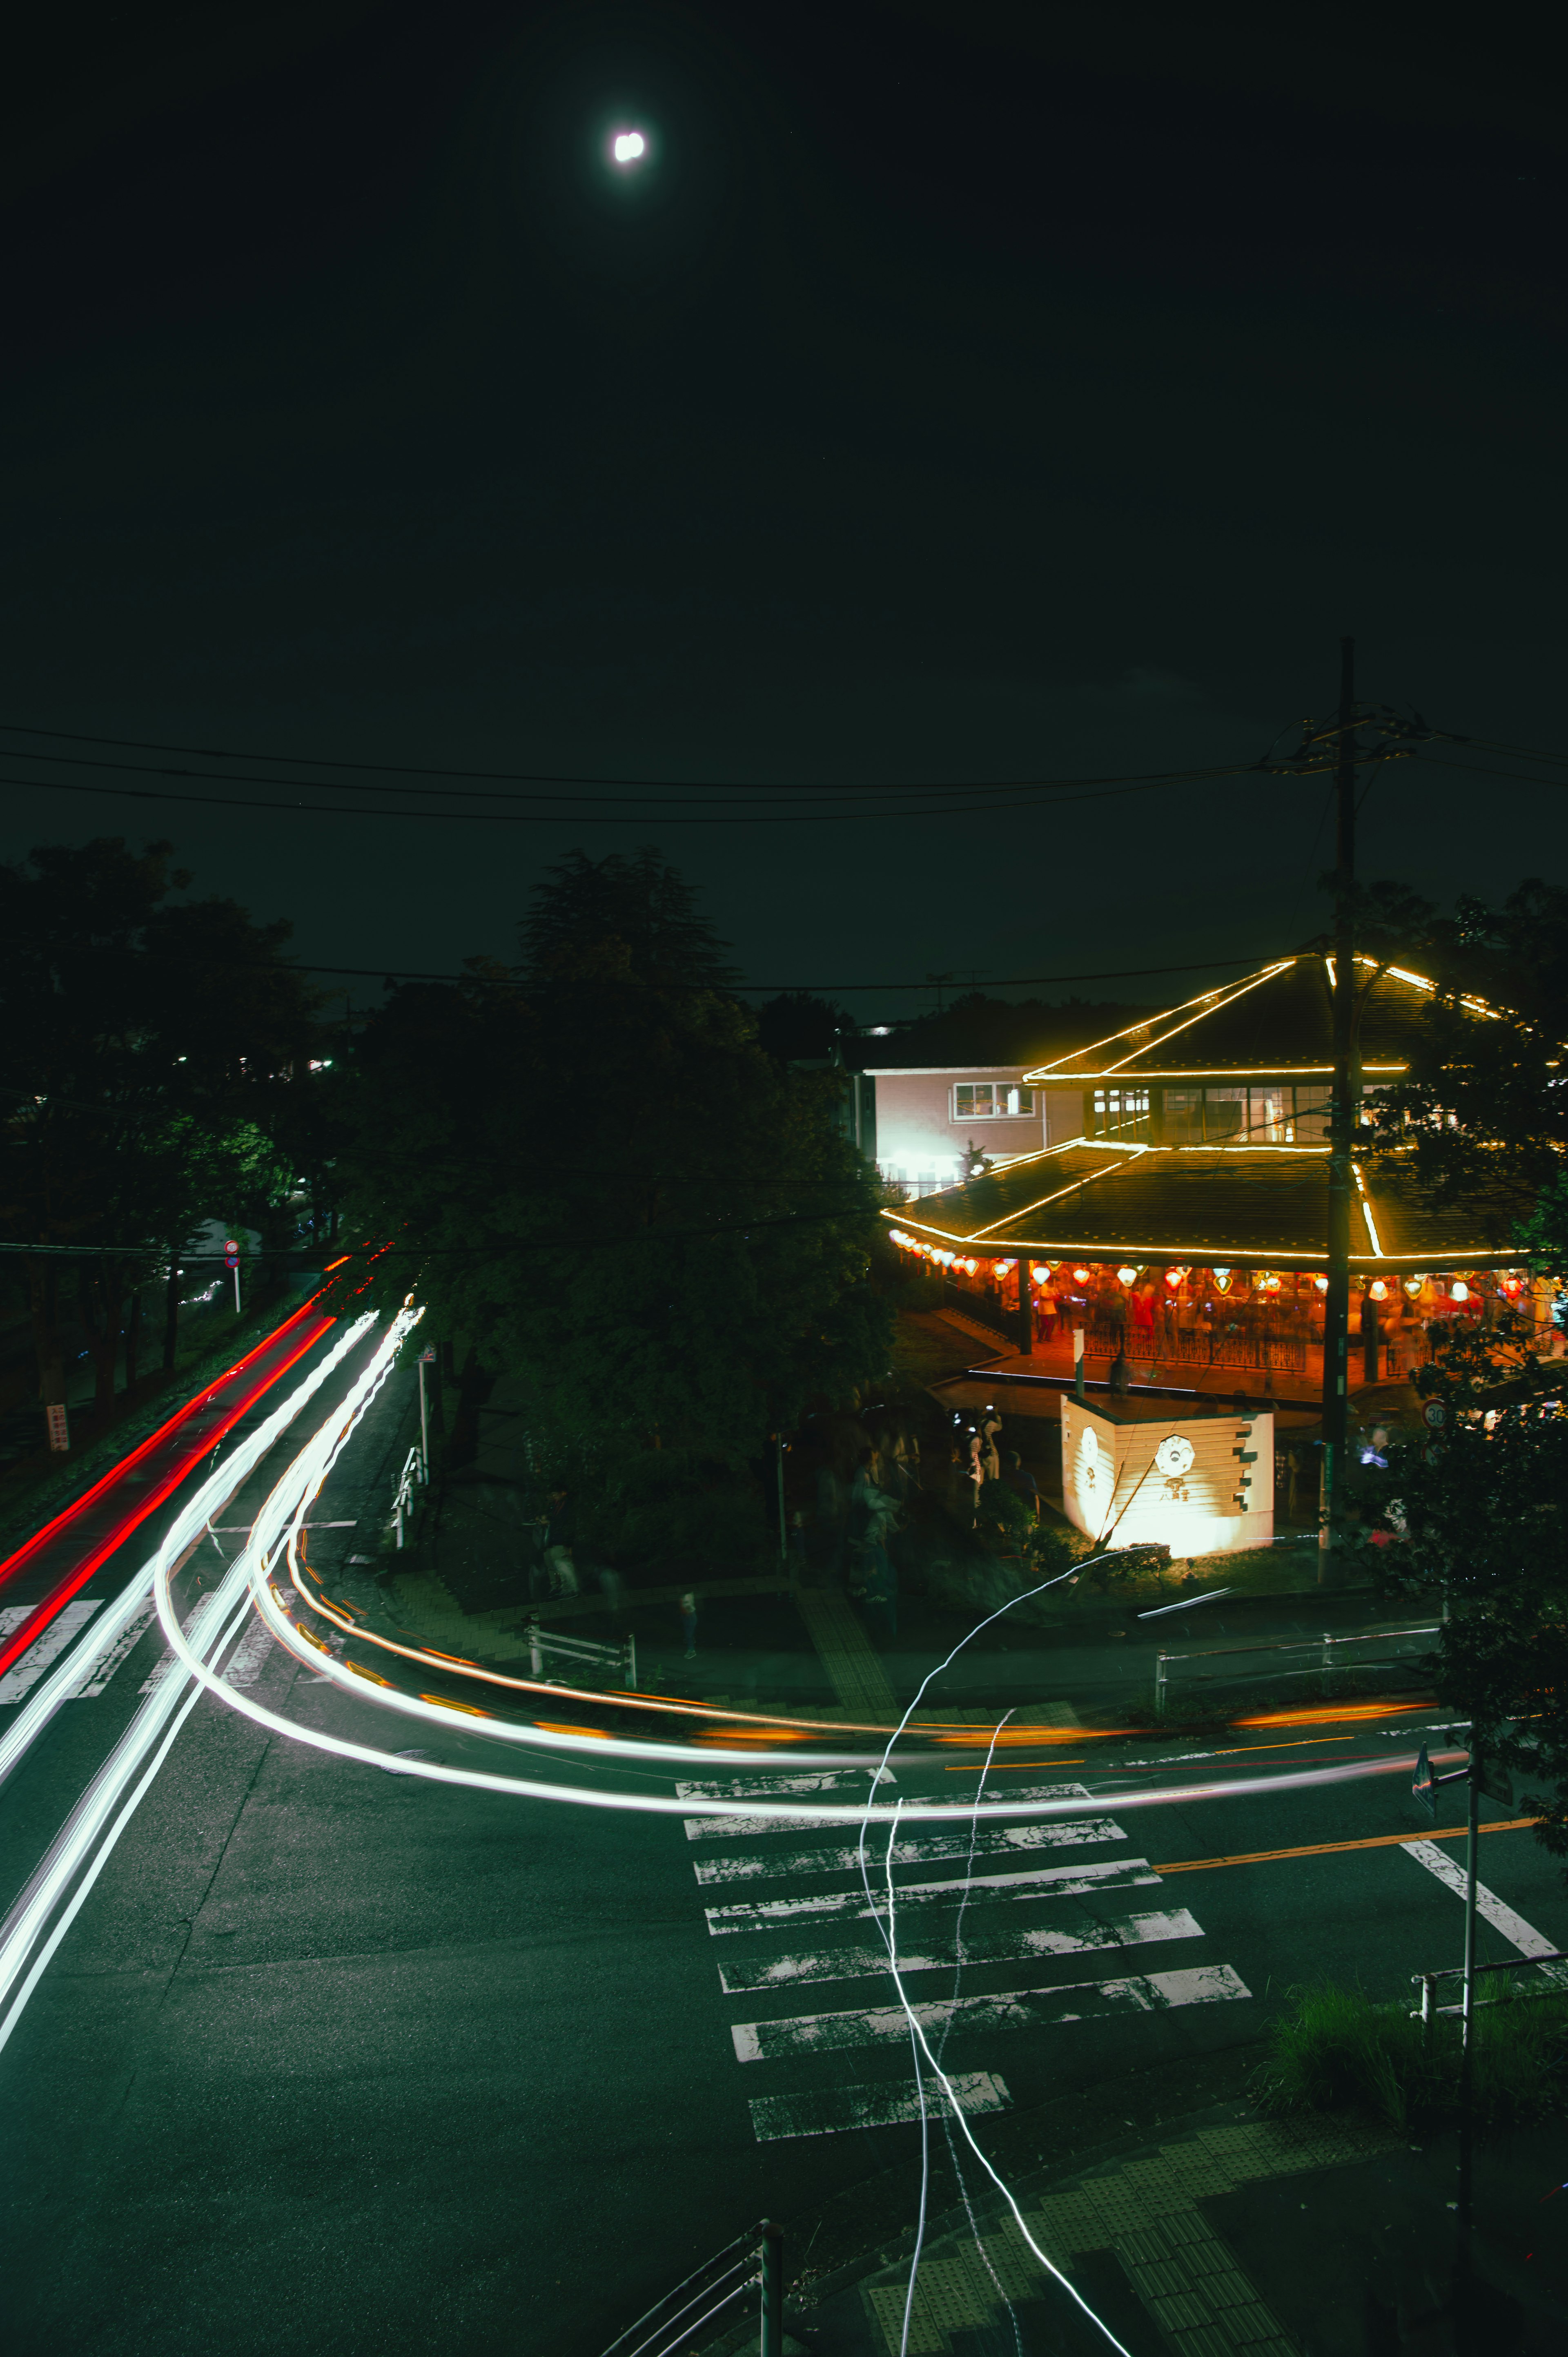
left=0, top=1348, right=1565, bottom=2357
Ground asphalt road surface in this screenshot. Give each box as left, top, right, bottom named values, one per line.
left=0, top=1352, right=1564, bottom=2357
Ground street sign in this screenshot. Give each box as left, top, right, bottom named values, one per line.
left=1423, top=1399, right=1447, bottom=1429
left=223, top=1240, right=240, bottom=1269
left=419, top=1346, right=437, bottom=1364
left=1412, top=1744, right=1437, bottom=1817
left=45, top=1402, right=69, bottom=1454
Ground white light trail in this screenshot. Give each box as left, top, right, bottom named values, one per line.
left=0, top=1311, right=379, bottom=1798
left=0, top=1313, right=381, bottom=2055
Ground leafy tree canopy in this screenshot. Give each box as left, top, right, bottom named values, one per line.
left=519, top=846, right=740, bottom=990
left=1356, top=877, right=1568, bottom=1256
left=335, top=857, right=890, bottom=1460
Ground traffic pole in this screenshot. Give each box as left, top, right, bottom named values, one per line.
left=1321, top=636, right=1358, bottom=1581
left=1455, top=1750, right=1480, bottom=2318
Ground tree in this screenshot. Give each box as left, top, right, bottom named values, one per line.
left=0, top=839, right=323, bottom=1426
left=1369, top=1313, right=1568, bottom=1873
left=754, top=991, right=853, bottom=1063
left=1360, top=878, right=1568, bottom=1247
left=519, top=846, right=741, bottom=990
left=332, top=854, right=891, bottom=1469
left=1344, top=876, right=1568, bottom=1873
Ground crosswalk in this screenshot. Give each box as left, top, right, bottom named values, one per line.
left=676, top=1770, right=1252, bottom=2145
left=0, top=1592, right=280, bottom=1708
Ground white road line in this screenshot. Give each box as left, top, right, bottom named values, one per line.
left=683, top=1782, right=1092, bottom=1842
left=1404, top=1840, right=1568, bottom=1985
left=717, top=1908, right=1205, bottom=1993
left=749, top=2071, right=1011, bottom=2143
left=675, top=1771, right=895, bottom=1801
left=223, top=1612, right=277, bottom=1688
left=705, top=1857, right=1162, bottom=1934
left=731, top=1964, right=1251, bottom=2061
left=0, top=1604, right=102, bottom=1704
left=693, top=1817, right=1125, bottom=1887
left=69, top=1602, right=159, bottom=1697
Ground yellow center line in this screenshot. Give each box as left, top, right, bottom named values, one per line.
left=1154, top=1817, right=1542, bottom=1875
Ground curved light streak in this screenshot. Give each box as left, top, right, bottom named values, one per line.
left=158, top=1338, right=1442, bottom=1822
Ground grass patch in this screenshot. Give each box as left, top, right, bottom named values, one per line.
left=1254, top=1978, right=1568, bottom=2133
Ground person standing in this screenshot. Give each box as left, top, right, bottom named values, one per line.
left=679, top=1590, right=699, bottom=1660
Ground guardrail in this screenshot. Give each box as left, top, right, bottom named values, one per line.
left=1154, top=1621, right=1439, bottom=1717
left=1412, top=1949, right=1568, bottom=2035
left=523, top=1616, right=637, bottom=1692
left=390, top=1445, right=425, bottom=1548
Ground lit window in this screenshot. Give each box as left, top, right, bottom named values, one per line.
left=953, top=1083, right=1035, bottom=1119
left=1092, top=1087, right=1150, bottom=1138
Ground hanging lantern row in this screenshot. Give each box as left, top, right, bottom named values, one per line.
left=889, top=1233, right=1521, bottom=1305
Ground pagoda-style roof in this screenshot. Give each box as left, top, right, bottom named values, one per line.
left=887, top=1138, right=1510, bottom=1271
left=1025, top=954, right=1470, bottom=1084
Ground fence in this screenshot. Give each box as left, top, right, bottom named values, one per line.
left=523, top=1616, right=638, bottom=1692
left=600, top=2221, right=783, bottom=2357
left=1154, top=1622, right=1440, bottom=1717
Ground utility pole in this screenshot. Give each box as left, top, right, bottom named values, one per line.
left=1321, top=635, right=1359, bottom=1567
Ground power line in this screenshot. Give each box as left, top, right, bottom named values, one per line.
left=0, top=763, right=1253, bottom=827
left=0, top=718, right=1270, bottom=794
left=111, top=948, right=1287, bottom=992
left=0, top=738, right=1261, bottom=808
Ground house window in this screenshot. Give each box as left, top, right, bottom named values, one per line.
left=1091, top=1087, right=1151, bottom=1139
left=953, top=1082, right=1035, bottom=1120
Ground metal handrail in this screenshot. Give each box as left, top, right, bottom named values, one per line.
left=1412, top=1951, right=1568, bottom=2027
left=1159, top=1622, right=1438, bottom=1668
left=1154, top=1623, right=1438, bottom=1715
left=599, top=2221, right=766, bottom=2357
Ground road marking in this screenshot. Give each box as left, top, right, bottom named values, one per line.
left=1154, top=1819, right=1542, bottom=1875
left=223, top=1612, right=277, bottom=1687
left=68, top=1601, right=160, bottom=1697
left=0, top=1603, right=102, bottom=1704
left=692, top=1817, right=1126, bottom=1886
left=705, top=1856, right=1162, bottom=1935
left=731, top=1964, right=1250, bottom=2061
left=138, top=1592, right=227, bottom=1694
left=717, top=1908, right=1205, bottom=1993
left=1403, top=1840, right=1568, bottom=1982
left=682, top=1782, right=1091, bottom=1843
left=749, top=2070, right=1011, bottom=2143
left=675, top=1771, right=895, bottom=1800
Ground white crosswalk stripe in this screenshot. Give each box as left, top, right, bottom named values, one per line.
left=679, top=1765, right=1252, bottom=2144
left=704, top=1856, right=1161, bottom=1935
left=731, top=1965, right=1252, bottom=2061
left=682, top=1782, right=1091, bottom=1843
left=691, top=1817, right=1126, bottom=1886
left=717, top=1907, right=1205, bottom=1993
left=0, top=1603, right=102, bottom=1704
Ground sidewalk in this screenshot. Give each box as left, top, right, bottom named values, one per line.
left=706, top=2087, right=1568, bottom=2355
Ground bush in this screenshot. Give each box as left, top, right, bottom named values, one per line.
left=1254, top=1978, right=1568, bottom=2132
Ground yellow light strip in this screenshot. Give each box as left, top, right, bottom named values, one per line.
left=1031, top=1064, right=1408, bottom=1081
left=885, top=1210, right=1503, bottom=1263
left=1352, top=1162, right=1385, bottom=1258
left=1023, top=959, right=1299, bottom=1082
left=1088, top=964, right=1298, bottom=1080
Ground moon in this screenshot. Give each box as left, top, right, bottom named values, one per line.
left=612, top=131, right=647, bottom=165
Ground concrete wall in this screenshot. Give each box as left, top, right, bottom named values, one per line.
left=1059, top=1402, right=1275, bottom=1556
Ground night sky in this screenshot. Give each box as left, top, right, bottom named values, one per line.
left=2, top=1, right=1564, bottom=1014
